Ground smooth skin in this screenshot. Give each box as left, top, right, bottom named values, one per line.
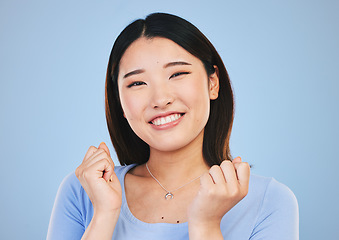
left=76, top=37, right=250, bottom=240
left=75, top=143, right=122, bottom=240
left=188, top=157, right=250, bottom=239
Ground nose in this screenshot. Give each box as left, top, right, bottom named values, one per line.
left=151, top=83, right=174, bottom=109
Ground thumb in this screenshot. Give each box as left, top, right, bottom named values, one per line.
left=99, top=142, right=111, bottom=157
left=232, top=156, right=242, bottom=164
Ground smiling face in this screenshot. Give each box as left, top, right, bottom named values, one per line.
left=117, top=37, right=219, bottom=153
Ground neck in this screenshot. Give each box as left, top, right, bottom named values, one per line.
left=146, top=134, right=209, bottom=190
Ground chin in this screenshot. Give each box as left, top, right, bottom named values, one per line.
left=149, top=143, right=185, bottom=152
left=148, top=137, right=199, bottom=153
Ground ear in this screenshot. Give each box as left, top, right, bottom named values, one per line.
left=209, top=65, right=220, bottom=100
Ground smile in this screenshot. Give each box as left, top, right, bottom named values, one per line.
left=150, top=113, right=183, bottom=126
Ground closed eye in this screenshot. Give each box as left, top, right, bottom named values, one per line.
left=169, top=72, right=191, bottom=79
left=127, top=81, right=146, bottom=88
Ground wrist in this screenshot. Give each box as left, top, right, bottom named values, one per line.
left=93, top=208, right=121, bottom=223
left=81, top=210, right=121, bottom=240
left=188, top=220, right=223, bottom=240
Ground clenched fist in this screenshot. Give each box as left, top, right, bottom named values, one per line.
left=75, top=142, right=122, bottom=214
left=188, top=157, right=250, bottom=239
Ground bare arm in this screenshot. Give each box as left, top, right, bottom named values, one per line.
left=75, top=142, right=122, bottom=239
left=81, top=211, right=120, bottom=240
left=188, top=157, right=250, bottom=240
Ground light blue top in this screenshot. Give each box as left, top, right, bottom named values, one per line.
left=47, top=164, right=299, bottom=239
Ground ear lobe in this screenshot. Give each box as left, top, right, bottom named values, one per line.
left=209, top=65, right=220, bottom=100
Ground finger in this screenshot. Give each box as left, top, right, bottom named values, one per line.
left=87, top=158, right=114, bottom=182
left=234, top=162, right=250, bottom=187
left=209, top=165, right=226, bottom=184
left=98, top=142, right=111, bottom=157
left=232, top=156, right=242, bottom=164
left=83, top=146, right=98, bottom=162
left=83, top=147, right=107, bottom=164
left=83, top=148, right=106, bottom=164
left=90, top=151, right=115, bottom=170
left=199, top=172, right=215, bottom=190
left=231, top=156, right=242, bottom=180
left=220, top=160, right=238, bottom=185
left=108, top=172, right=119, bottom=184
left=84, top=147, right=114, bottom=166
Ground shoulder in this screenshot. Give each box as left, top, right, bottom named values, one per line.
left=220, top=174, right=298, bottom=239
left=56, top=172, right=83, bottom=200
left=229, top=174, right=298, bottom=214
left=249, top=174, right=295, bottom=195
left=230, top=174, right=298, bottom=238
left=250, top=174, right=298, bottom=211
left=114, top=164, right=138, bottom=182
left=249, top=174, right=299, bottom=238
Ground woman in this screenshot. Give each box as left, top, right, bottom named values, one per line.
left=47, top=13, right=298, bottom=240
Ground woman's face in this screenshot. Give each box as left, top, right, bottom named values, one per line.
left=117, top=37, right=219, bottom=152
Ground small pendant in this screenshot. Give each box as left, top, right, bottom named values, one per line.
left=165, top=192, right=173, bottom=200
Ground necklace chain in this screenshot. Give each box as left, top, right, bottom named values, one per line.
left=145, top=162, right=203, bottom=199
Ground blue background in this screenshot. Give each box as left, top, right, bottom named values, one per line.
left=0, top=0, right=338, bottom=239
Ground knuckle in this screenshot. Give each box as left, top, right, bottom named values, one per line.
left=243, top=162, right=250, bottom=167
left=75, top=165, right=85, bottom=176
left=104, top=158, right=110, bottom=164
left=96, top=148, right=105, bottom=154
left=206, top=187, right=217, bottom=197
left=211, top=165, right=219, bottom=170
left=218, top=186, right=228, bottom=197
left=97, top=158, right=105, bottom=164
left=243, top=162, right=251, bottom=170
left=75, top=167, right=80, bottom=177
left=100, top=158, right=112, bottom=167
left=88, top=145, right=97, bottom=151
left=220, top=160, right=233, bottom=170
left=241, top=162, right=250, bottom=169
left=233, top=162, right=241, bottom=168
left=221, top=160, right=232, bottom=166
left=209, top=165, right=221, bottom=173
left=229, top=188, right=240, bottom=198
left=82, top=170, right=89, bottom=179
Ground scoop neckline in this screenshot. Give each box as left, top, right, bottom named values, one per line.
left=119, top=164, right=189, bottom=229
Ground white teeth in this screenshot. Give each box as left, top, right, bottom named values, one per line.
left=151, top=113, right=182, bottom=126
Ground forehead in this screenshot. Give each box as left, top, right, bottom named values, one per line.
left=119, top=37, right=202, bottom=72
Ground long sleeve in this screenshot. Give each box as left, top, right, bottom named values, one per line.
left=250, top=178, right=299, bottom=240
left=47, top=173, right=88, bottom=240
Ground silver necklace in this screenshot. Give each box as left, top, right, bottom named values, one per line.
left=145, top=162, right=203, bottom=200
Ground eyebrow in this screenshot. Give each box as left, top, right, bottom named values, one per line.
left=123, top=69, right=145, bottom=79
left=123, top=61, right=192, bottom=79
left=163, top=61, right=192, bottom=68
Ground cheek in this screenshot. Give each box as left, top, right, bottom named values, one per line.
left=180, top=78, right=211, bottom=123
left=119, top=92, right=143, bottom=121
left=184, top=79, right=210, bottom=107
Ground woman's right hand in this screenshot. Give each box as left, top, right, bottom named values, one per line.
left=75, top=142, right=122, bottom=215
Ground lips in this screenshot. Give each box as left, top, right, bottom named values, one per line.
left=150, top=113, right=183, bottom=126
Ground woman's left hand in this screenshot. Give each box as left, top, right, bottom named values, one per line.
left=187, top=157, right=250, bottom=238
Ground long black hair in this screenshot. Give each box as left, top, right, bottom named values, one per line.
left=105, top=13, right=234, bottom=166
